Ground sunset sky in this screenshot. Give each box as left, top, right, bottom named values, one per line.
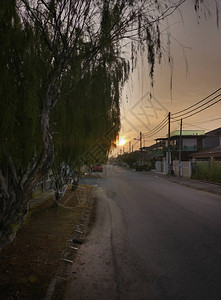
left=115, top=0, right=221, bottom=154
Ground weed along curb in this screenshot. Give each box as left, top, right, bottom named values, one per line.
left=45, top=186, right=96, bottom=300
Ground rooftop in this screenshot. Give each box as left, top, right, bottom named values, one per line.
left=191, top=146, right=221, bottom=158
left=206, top=127, right=221, bottom=137
left=168, top=130, right=205, bottom=138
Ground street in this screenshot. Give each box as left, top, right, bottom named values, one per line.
left=65, top=165, right=221, bottom=300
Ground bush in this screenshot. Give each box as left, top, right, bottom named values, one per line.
left=192, top=161, right=221, bottom=183
left=135, top=164, right=152, bottom=172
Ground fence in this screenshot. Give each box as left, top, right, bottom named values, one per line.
left=155, top=160, right=192, bottom=178
left=173, top=160, right=192, bottom=178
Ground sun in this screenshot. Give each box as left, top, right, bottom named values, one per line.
left=118, top=136, right=126, bottom=146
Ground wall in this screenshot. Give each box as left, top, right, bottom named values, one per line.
left=155, top=161, right=162, bottom=172
left=204, top=136, right=220, bottom=149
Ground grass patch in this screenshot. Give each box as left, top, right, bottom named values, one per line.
left=192, top=161, right=221, bottom=183
left=0, top=186, right=93, bottom=299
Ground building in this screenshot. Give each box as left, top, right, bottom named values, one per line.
left=143, top=130, right=205, bottom=162
left=203, top=127, right=221, bottom=149
left=191, top=127, right=221, bottom=160
left=191, top=146, right=221, bottom=160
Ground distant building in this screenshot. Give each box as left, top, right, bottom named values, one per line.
left=191, top=127, right=221, bottom=160
left=203, top=127, right=221, bottom=149
left=191, top=146, right=221, bottom=160
left=142, top=130, right=205, bottom=161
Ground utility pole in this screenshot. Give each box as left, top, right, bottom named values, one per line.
left=168, top=112, right=171, bottom=174
left=179, top=118, right=183, bottom=178
left=140, top=131, right=143, bottom=164
left=140, top=131, right=142, bottom=150
left=132, top=145, right=134, bottom=153
left=129, top=141, right=131, bottom=153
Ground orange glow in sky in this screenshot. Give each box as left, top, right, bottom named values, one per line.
left=117, top=136, right=126, bottom=146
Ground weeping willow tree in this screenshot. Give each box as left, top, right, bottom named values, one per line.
left=0, top=1, right=48, bottom=248
left=0, top=0, right=211, bottom=250
left=51, top=46, right=129, bottom=206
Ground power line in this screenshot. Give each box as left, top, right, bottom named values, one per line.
left=172, top=87, right=221, bottom=116
left=136, top=87, right=221, bottom=143
left=182, top=121, right=210, bottom=131
left=171, top=93, right=221, bottom=120
left=142, top=117, right=168, bottom=136
left=185, top=116, right=221, bottom=125
left=171, top=97, right=221, bottom=122
left=143, top=121, right=168, bottom=138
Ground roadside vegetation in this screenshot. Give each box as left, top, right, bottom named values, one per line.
left=116, top=152, right=155, bottom=171
left=0, top=185, right=93, bottom=299
left=192, top=161, right=221, bottom=183
left=0, top=0, right=213, bottom=268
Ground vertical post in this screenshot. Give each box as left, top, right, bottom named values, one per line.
left=129, top=141, right=131, bottom=153
left=168, top=112, right=171, bottom=173
left=132, top=145, right=134, bottom=153
left=140, top=132, right=143, bottom=165
left=140, top=132, right=142, bottom=150
left=179, top=118, right=183, bottom=178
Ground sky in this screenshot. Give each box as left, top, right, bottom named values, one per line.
left=113, top=0, right=221, bottom=154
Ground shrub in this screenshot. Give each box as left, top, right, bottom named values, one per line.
left=135, top=164, right=152, bottom=172
left=192, top=161, right=221, bottom=183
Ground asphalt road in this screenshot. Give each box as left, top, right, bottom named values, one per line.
left=65, top=165, right=221, bottom=300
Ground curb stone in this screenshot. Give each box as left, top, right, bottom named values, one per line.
left=45, top=187, right=96, bottom=300
left=159, top=174, right=221, bottom=197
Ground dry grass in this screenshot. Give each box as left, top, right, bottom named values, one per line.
left=0, top=185, right=93, bottom=299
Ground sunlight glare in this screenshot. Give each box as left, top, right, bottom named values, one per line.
left=118, top=136, right=126, bottom=146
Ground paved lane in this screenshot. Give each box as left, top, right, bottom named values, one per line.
left=65, top=165, right=221, bottom=300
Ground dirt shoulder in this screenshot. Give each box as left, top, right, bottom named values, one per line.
left=0, top=185, right=94, bottom=299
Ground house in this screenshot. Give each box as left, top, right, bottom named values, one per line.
left=191, top=146, right=221, bottom=160
left=152, top=130, right=205, bottom=161
left=191, top=127, right=221, bottom=160
left=203, top=127, right=221, bottom=149
left=140, top=139, right=166, bottom=161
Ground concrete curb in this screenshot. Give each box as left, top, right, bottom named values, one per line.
left=157, top=174, right=221, bottom=197
left=45, top=187, right=96, bottom=300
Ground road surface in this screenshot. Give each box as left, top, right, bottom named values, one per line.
left=65, top=165, right=221, bottom=300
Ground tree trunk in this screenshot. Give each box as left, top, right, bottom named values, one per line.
left=0, top=103, right=54, bottom=252
left=53, top=176, right=64, bottom=208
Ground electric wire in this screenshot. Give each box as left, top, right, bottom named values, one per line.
left=128, top=87, right=221, bottom=151
left=142, top=117, right=168, bottom=136
left=172, top=87, right=221, bottom=116
left=171, top=97, right=221, bottom=122
left=143, top=121, right=168, bottom=138
left=185, top=116, right=221, bottom=125
left=171, top=93, right=221, bottom=120
left=181, top=121, right=210, bottom=131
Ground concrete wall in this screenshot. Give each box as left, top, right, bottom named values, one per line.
left=155, top=161, right=162, bottom=172
left=203, top=136, right=220, bottom=149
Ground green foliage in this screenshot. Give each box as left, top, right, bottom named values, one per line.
left=192, top=161, right=221, bottom=183
left=120, top=153, right=139, bottom=168
left=135, top=164, right=152, bottom=172
left=51, top=42, right=129, bottom=172
left=0, top=1, right=43, bottom=174
left=0, top=0, right=205, bottom=187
